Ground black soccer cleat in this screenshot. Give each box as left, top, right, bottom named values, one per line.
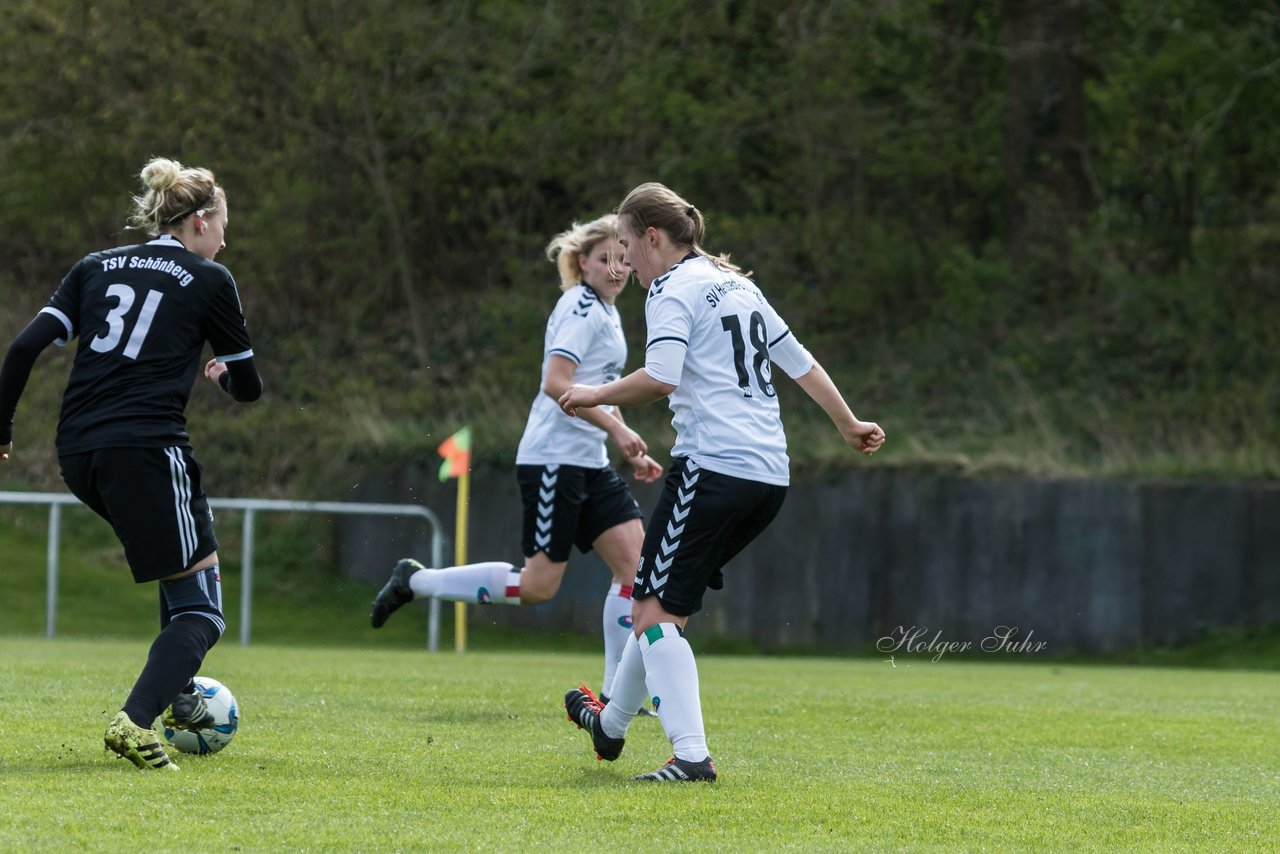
left=370, top=558, right=423, bottom=628
left=564, top=683, right=625, bottom=761
left=161, top=688, right=216, bottom=731
left=633, top=755, right=717, bottom=782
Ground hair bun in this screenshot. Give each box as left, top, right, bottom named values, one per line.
left=140, top=157, right=182, bottom=192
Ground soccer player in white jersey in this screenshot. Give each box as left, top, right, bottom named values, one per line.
left=558, top=183, right=885, bottom=782
left=0, top=157, right=262, bottom=771
left=371, top=215, right=663, bottom=704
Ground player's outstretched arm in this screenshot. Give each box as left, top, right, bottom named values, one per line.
left=0, top=313, right=64, bottom=459
left=543, top=355, right=647, bottom=457
left=558, top=368, right=675, bottom=417
left=793, top=360, right=885, bottom=456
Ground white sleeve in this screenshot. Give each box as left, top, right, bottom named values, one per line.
left=546, top=293, right=597, bottom=365
left=644, top=339, right=687, bottom=385
left=762, top=300, right=813, bottom=378
left=767, top=328, right=813, bottom=378
left=643, top=290, right=693, bottom=385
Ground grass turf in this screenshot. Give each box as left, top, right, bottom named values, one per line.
left=0, top=637, right=1276, bottom=851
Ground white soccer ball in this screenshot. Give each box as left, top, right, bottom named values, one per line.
left=163, top=676, right=239, bottom=755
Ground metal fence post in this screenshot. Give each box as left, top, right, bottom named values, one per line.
left=240, top=507, right=255, bottom=647
left=45, top=502, right=61, bottom=639
left=427, top=530, right=448, bottom=652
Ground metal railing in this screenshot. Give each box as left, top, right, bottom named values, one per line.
left=0, top=491, right=446, bottom=650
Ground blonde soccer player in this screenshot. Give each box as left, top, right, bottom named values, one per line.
left=371, top=214, right=662, bottom=707
left=0, top=157, right=262, bottom=771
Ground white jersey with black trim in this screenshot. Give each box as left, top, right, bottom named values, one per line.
left=642, top=255, right=814, bottom=486
left=516, top=284, right=627, bottom=468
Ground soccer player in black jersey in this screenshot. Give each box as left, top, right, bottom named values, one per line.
left=0, top=157, right=262, bottom=771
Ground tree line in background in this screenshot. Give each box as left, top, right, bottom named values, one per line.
left=2, top=0, right=1277, bottom=494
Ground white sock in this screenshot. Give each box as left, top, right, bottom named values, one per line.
left=601, top=582, right=633, bottom=696
left=600, top=631, right=645, bottom=739
left=408, top=561, right=520, bottom=605
left=638, top=622, right=708, bottom=762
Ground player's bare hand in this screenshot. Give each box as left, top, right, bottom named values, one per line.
left=629, top=453, right=663, bottom=483
left=204, top=358, right=227, bottom=386
left=611, top=424, right=648, bottom=459
left=845, top=420, right=885, bottom=456
left=0, top=441, right=11, bottom=461
left=559, top=384, right=599, bottom=418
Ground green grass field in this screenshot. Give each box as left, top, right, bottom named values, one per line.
left=0, top=638, right=1276, bottom=851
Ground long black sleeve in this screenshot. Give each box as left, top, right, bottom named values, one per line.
left=0, top=313, right=64, bottom=445
left=216, top=356, right=263, bottom=402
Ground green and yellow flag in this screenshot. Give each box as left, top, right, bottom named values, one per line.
left=437, top=426, right=471, bottom=481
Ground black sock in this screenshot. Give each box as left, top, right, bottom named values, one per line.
left=122, top=617, right=220, bottom=728
left=154, top=587, right=195, bottom=696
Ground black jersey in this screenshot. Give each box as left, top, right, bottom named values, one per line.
left=40, top=235, right=254, bottom=454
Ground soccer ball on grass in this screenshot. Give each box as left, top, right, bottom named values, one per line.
left=162, top=676, right=239, bottom=755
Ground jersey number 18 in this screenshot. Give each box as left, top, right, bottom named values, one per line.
left=720, top=311, right=775, bottom=399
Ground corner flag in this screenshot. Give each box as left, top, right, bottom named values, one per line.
left=438, top=426, right=472, bottom=654
left=437, top=427, right=471, bottom=481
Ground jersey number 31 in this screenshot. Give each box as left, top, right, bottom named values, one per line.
left=90, top=284, right=164, bottom=360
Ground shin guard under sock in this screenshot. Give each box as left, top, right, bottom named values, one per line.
left=122, top=616, right=220, bottom=728
left=601, top=583, right=633, bottom=695
left=639, top=622, right=709, bottom=762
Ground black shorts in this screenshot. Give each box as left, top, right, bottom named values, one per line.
left=59, top=446, right=220, bottom=583
left=635, top=457, right=787, bottom=617
left=516, top=464, right=642, bottom=563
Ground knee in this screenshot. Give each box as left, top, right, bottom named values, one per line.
left=609, top=562, right=637, bottom=585
left=600, top=546, right=639, bottom=585
left=630, top=598, right=685, bottom=637
left=205, top=612, right=225, bottom=644
left=173, top=610, right=225, bottom=645
left=159, top=567, right=226, bottom=644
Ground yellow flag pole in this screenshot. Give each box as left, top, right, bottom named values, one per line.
left=454, top=468, right=469, bottom=653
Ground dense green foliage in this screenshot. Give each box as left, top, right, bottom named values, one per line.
left=2, top=0, right=1278, bottom=493
left=1, top=639, right=1276, bottom=849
